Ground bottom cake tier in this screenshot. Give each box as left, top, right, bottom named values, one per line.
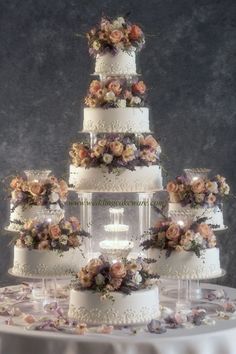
left=11, top=246, right=86, bottom=277
left=149, top=248, right=222, bottom=280
left=69, top=165, right=163, bottom=192
left=68, top=286, right=160, bottom=326
left=168, top=203, right=225, bottom=230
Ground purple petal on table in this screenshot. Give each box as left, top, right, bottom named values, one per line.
left=147, top=319, right=167, bottom=334
left=43, top=301, right=58, bottom=312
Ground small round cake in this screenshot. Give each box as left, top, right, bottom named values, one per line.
left=168, top=203, right=225, bottom=231
left=68, top=286, right=159, bottom=326
left=69, top=165, right=163, bottom=192
left=83, top=107, right=150, bottom=133
left=7, top=204, right=64, bottom=232
left=94, top=49, right=137, bottom=76
left=149, top=248, right=222, bottom=280
left=11, top=246, right=86, bottom=278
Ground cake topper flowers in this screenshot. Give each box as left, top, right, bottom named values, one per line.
left=87, top=16, right=145, bottom=56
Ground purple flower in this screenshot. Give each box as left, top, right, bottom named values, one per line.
left=147, top=319, right=167, bottom=334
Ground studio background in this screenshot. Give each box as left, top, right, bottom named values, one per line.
left=0, top=0, right=235, bottom=286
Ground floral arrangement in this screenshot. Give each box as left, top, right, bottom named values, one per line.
left=140, top=218, right=217, bottom=257
left=69, top=134, right=161, bottom=172
left=85, top=78, right=146, bottom=108
left=72, top=256, right=158, bottom=297
left=9, top=175, right=68, bottom=211
left=15, top=218, right=90, bottom=252
left=166, top=175, right=230, bottom=208
left=86, top=16, right=145, bottom=56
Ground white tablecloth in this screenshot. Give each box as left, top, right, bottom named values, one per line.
left=0, top=282, right=236, bottom=354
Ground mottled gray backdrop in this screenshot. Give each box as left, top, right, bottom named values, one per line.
left=0, top=0, right=235, bottom=286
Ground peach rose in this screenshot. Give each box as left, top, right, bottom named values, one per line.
left=78, top=270, right=93, bottom=288
left=197, top=224, right=213, bottom=239
left=129, top=24, right=143, bottom=40
left=110, top=141, right=124, bottom=156
left=207, top=193, right=217, bottom=205
left=86, top=258, right=103, bottom=276
left=140, top=135, right=159, bottom=149
left=59, top=179, right=68, bottom=197
left=166, top=181, right=179, bottom=193
left=77, top=147, right=89, bottom=160
left=109, top=30, right=123, bottom=43
left=84, top=95, right=98, bottom=107
left=89, top=80, right=102, bottom=95
left=166, top=224, right=180, bottom=240
left=49, top=224, right=61, bottom=240
left=110, top=277, right=123, bottom=290
left=108, top=80, right=122, bottom=95
left=98, top=139, right=107, bottom=147
left=68, top=235, right=80, bottom=247
left=37, top=240, right=50, bottom=250
left=29, top=182, right=45, bottom=196
left=92, top=145, right=104, bottom=158
left=132, top=81, right=146, bottom=95
left=10, top=176, right=24, bottom=190
left=191, top=179, right=205, bottom=194
left=110, top=262, right=126, bottom=279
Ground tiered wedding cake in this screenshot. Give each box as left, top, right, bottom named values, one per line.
left=7, top=171, right=89, bottom=277
left=167, top=169, right=229, bottom=230
left=68, top=17, right=163, bottom=193
left=68, top=16, right=160, bottom=325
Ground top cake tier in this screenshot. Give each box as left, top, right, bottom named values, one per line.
left=87, top=16, right=145, bottom=76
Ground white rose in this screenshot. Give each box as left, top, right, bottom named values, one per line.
left=59, top=235, right=68, bottom=245
left=220, top=183, right=230, bottom=195
left=24, top=235, right=33, bottom=246
left=117, top=99, right=126, bottom=108
left=133, top=272, right=142, bottom=285
left=49, top=191, right=60, bottom=203
left=207, top=181, right=218, bottom=194
left=182, top=240, right=192, bottom=251
left=95, top=273, right=105, bottom=286
left=104, top=91, right=116, bottom=102
left=111, top=17, right=125, bottom=29
left=192, top=233, right=203, bottom=245
left=130, top=96, right=141, bottom=105
left=103, top=153, right=113, bottom=164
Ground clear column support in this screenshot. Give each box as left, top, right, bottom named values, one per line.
left=138, top=193, right=153, bottom=236
left=77, top=192, right=92, bottom=260
left=176, top=279, right=191, bottom=312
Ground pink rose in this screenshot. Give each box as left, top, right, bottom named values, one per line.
left=166, top=224, right=180, bottom=240
left=108, top=80, right=122, bottom=95
left=29, top=182, right=45, bottom=196
left=49, top=225, right=61, bottom=240
left=110, top=262, right=126, bottom=279
left=140, top=135, right=159, bottom=149
left=132, top=81, right=146, bottom=95
left=207, top=193, right=216, bottom=205
left=129, top=24, right=143, bottom=40
left=109, top=30, right=123, bottom=43
left=89, top=80, right=102, bottom=95
left=166, top=181, right=179, bottom=193
left=23, top=314, right=36, bottom=324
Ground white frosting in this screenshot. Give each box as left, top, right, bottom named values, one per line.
left=68, top=286, right=159, bottom=325
left=69, top=165, right=163, bottom=192
left=7, top=204, right=64, bottom=232
left=168, top=203, right=225, bottom=230
left=95, top=49, right=137, bottom=75
left=149, top=248, right=221, bottom=280
left=83, top=107, right=150, bottom=133
left=12, top=246, right=86, bottom=277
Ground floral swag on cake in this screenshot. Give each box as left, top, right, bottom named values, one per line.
left=69, top=134, right=161, bottom=172
left=167, top=175, right=230, bottom=208
left=71, top=256, right=159, bottom=299
left=140, top=218, right=217, bottom=258
left=14, top=218, right=90, bottom=253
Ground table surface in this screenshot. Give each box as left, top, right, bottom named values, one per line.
left=0, top=280, right=236, bottom=354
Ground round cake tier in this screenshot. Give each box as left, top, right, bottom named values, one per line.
left=149, top=248, right=222, bottom=280
left=83, top=107, right=150, bottom=133
left=168, top=203, right=225, bottom=231
left=69, top=165, right=163, bottom=192
left=6, top=204, right=64, bottom=232
left=68, top=286, right=159, bottom=326
left=12, top=246, right=85, bottom=277
left=94, top=49, right=137, bottom=76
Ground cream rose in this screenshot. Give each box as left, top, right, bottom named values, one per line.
left=110, top=141, right=124, bottom=156
left=86, top=258, right=103, bottom=276
left=191, top=179, right=205, bottom=194
left=166, top=181, right=179, bottom=193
